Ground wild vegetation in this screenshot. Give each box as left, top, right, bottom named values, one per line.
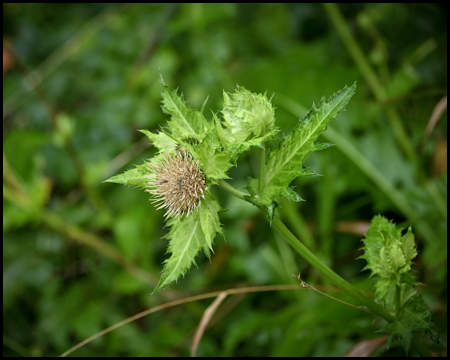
left=3, top=4, right=446, bottom=356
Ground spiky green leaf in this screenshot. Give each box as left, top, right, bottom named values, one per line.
left=256, top=83, right=356, bottom=206
left=104, top=163, right=149, bottom=189
left=153, top=192, right=223, bottom=293
left=381, top=284, right=439, bottom=352
left=153, top=215, right=205, bottom=293
left=198, top=192, right=224, bottom=247
left=279, top=186, right=304, bottom=202
left=400, top=227, right=418, bottom=265
left=161, top=85, right=211, bottom=140
left=178, top=132, right=233, bottom=183
left=139, top=129, right=177, bottom=153
left=359, top=215, right=401, bottom=278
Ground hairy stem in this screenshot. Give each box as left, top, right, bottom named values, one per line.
left=258, top=146, right=266, bottom=196
left=395, top=284, right=401, bottom=318
left=258, top=122, right=267, bottom=196
left=271, top=215, right=394, bottom=321
left=218, top=179, right=395, bottom=322
left=217, top=179, right=248, bottom=201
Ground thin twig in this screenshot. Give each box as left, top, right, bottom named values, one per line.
left=191, top=292, right=228, bottom=357
left=344, top=335, right=388, bottom=357
left=292, top=273, right=375, bottom=315
left=424, top=95, right=447, bottom=146
left=59, top=284, right=308, bottom=357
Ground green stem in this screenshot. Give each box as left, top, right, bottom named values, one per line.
left=218, top=179, right=395, bottom=322
left=258, top=122, right=267, bottom=196
left=271, top=215, right=395, bottom=322
left=278, top=199, right=315, bottom=250
left=217, top=179, right=248, bottom=201
left=258, top=146, right=266, bottom=196
left=395, top=284, right=401, bottom=318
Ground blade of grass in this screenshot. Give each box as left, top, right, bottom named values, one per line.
left=316, top=151, right=335, bottom=268
left=323, top=3, right=415, bottom=161
left=191, top=292, right=228, bottom=357
left=323, top=126, right=437, bottom=244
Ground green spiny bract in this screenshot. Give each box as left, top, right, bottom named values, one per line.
left=220, top=86, right=277, bottom=143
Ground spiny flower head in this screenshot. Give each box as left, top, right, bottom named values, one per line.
left=146, top=149, right=207, bottom=218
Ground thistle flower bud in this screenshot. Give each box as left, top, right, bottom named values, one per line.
left=146, top=150, right=207, bottom=218
left=221, top=86, right=276, bottom=142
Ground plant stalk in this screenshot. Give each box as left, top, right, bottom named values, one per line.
left=258, top=146, right=266, bottom=196
left=218, top=179, right=395, bottom=322
left=395, top=284, right=401, bottom=318
left=271, top=215, right=395, bottom=322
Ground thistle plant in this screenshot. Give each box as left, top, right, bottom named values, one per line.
left=105, top=78, right=438, bottom=353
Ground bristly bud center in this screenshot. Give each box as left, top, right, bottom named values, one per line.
left=146, top=149, right=207, bottom=218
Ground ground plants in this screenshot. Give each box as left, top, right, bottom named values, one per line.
left=106, top=79, right=438, bottom=354
left=3, top=3, right=446, bottom=357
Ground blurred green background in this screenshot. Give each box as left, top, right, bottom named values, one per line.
left=3, top=3, right=447, bottom=357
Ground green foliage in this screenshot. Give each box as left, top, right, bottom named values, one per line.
left=106, top=81, right=354, bottom=292
left=138, top=130, right=177, bottom=154
left=161, top=83, right=212, bottom=141
left=160, top=83, right=234, bottom=182
left=249, top=83, right=356, bottom=208
left=154, top=192, right=223, bottom=293
left=216, top=87, right=279, bottom=165
left=104, top=163, right=151, bottom=189
left=360, top=216, right=419, bottom=300
left=3, top=4, right=446, bottom=357
left=382, top=284, right=439, bottom=352
left=361, top=215, right=439, bottom=351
